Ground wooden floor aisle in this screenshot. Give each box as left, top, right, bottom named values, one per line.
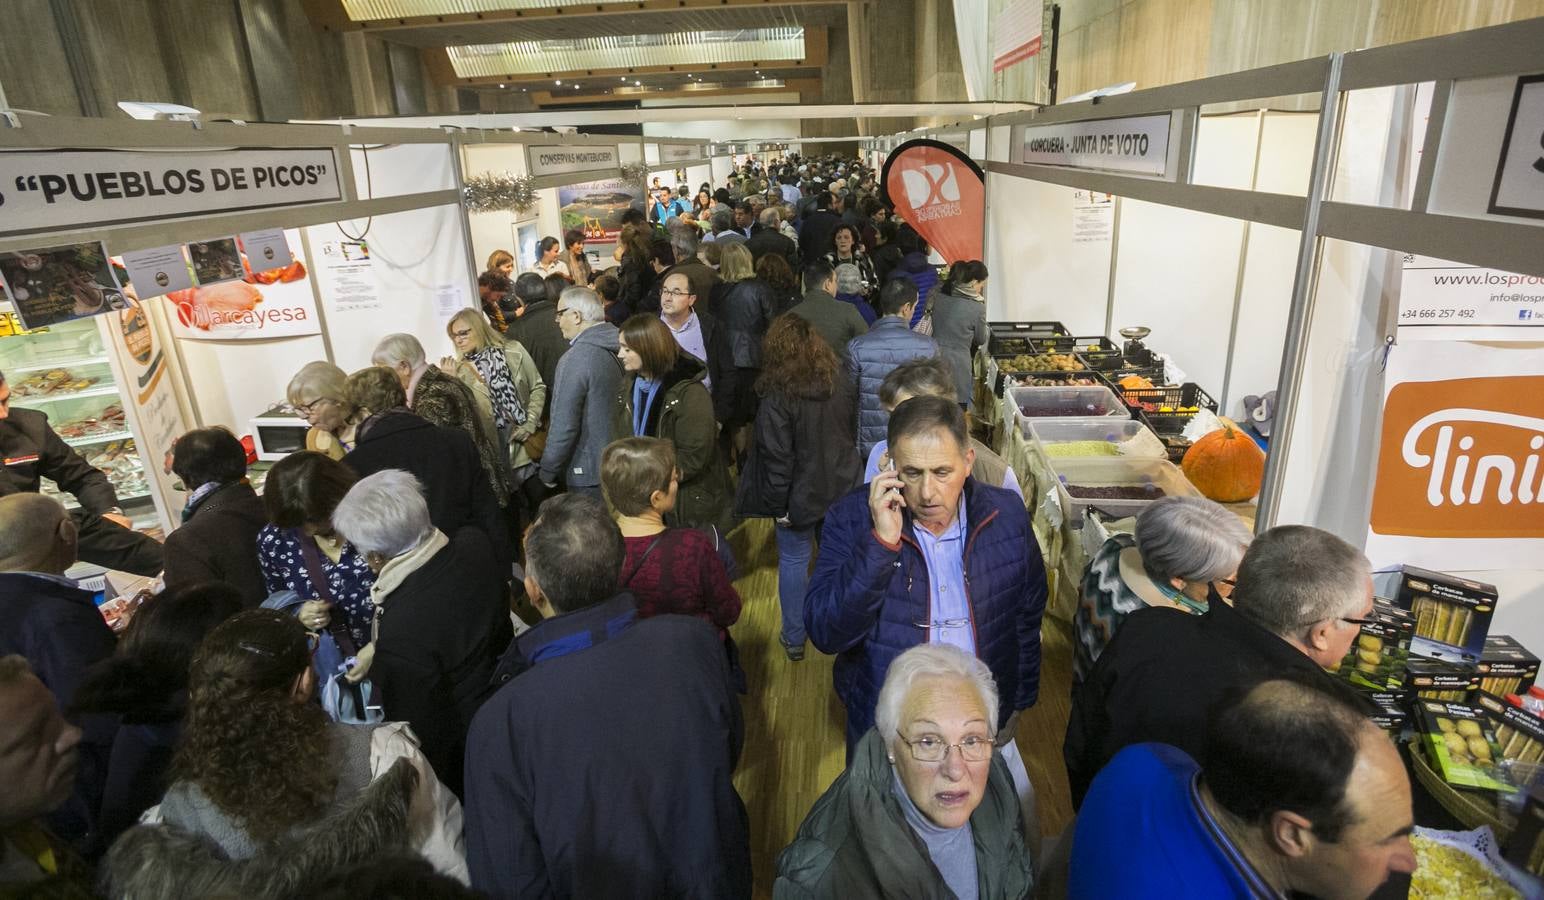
left=726, top=518, right=1076, bottom=899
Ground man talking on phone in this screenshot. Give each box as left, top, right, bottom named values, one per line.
left=805, top=394, right=1047, bottom=837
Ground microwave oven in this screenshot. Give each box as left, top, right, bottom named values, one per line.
left=250, top=405, right=310, bottom=461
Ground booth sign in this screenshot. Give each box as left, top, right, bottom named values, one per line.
left=1020, top=113, right=1173, bottom=177
left=526, top=145, right=620, bottom=179
left=1366, top=341, right=1544, bottom=572
left=658, top=143, right=702, bottom=163
left=0, top=147, right=342, bottom=238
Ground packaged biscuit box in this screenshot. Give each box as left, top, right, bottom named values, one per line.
left=1334, top=599, right=1415, bottom=691
left=1415, top=699, right=1515, bottom=793
left=1402, top=657, right=1480, bottom=702
left=1394, top=565, right=1497, bottom=665
left=1474, top=691, right=1544, bottom=768
left=1478, top=635, right=1541, bottom=699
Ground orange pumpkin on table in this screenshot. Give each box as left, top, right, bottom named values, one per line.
left=1181, top=418, right=1265, bottom=502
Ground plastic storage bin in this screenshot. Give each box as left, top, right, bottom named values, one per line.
left=1027, top=418, right=1168, bottom=460
left=1049, top=457, right=1202, bottom=520
left=1009, top=385, right=1127, bottom=436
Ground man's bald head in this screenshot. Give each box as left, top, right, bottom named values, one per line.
left=0, top=494, right=76, bottom=573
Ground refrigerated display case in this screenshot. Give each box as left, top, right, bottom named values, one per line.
left=0, top=305, right=174, bottom=536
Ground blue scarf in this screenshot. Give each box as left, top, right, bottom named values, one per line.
left=631, top=376, right=662, bottom=436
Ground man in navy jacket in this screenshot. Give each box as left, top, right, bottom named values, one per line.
left=463, top=494, right=751, bottom=900
left=805, top=396, right=1047, bottom=828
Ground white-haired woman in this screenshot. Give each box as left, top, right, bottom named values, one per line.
left=439, top=308, right=547, bottom=486
left=287, top=361, right=366, bottom=460
left=774, top=644, right=1034, bottom=899
left=332, top=468, right=512, bottom=798
left=1074, top=496, right=1254, bottom=683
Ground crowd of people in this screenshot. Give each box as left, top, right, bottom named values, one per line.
left=0, top=152, right=1417, bottom=899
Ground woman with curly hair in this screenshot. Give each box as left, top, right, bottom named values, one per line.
left=118, top=609, right=467, bottom=890
left=734, top=313, right=861, bottom=660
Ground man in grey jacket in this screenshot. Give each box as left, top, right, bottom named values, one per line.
left=539, top=287, right=622, bottom=496
left=845, top=279, right=937, bottom=458
left=788, top=260, right=868, bottom=361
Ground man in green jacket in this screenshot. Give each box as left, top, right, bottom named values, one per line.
left=789, top=260, right=868, bottom=362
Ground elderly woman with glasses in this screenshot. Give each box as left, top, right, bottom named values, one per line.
left=775, top=643, right=1035, bottom=899
left=439, top=308, right=547, bottom=488
left=1073, top=496, right=1253, bottom=684
left=286, top=361, right=366, bottom=460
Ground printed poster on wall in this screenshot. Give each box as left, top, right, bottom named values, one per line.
left=311, top=236, right=382, bottom=312
left=0, top=241, right=128, bottom=330
left=558, top=178, right=644, bottom=243
left=106, top=290, right=190, bottom=525
left=1365, top=340, right=1544, bottom=572
left=1072, top=190, right=1114, bottom=243
left=1398, top=253, right=1544, bottom=336
left=119, top=245, right=194, bottom=301
left=154, top=229, right=319, bottom=341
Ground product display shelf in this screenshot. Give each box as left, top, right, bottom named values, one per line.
left=63, top=429, right=134, bottom=448
left=7, top=354, right=112, bottom=374
left=17, top=384, right=121, bottom=404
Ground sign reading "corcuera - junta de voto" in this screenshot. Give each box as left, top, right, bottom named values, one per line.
left=1020, top=113, right=1173, bottom=177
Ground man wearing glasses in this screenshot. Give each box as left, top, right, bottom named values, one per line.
left=1064, top=524, right=1376, bottom=808
left=805, top=395, right=1047, bottom=838
left=537, top=287, right=622, bottom=498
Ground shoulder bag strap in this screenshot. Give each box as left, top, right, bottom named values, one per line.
left=620, top=533, right=667, bottom=589
left=293, top=529, right=360, bottom=659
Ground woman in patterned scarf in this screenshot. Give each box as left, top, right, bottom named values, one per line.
left=441, top=308, right=548, bottom=489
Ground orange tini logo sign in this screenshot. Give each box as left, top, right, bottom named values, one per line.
left=1370, top=375, right=1544, bottom=539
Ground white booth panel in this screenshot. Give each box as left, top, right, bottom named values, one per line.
left=710, top=156, right=734, bottom=190
left=620, top=142, right=644, bottom=164
left=179, top=336, right=329, bottom=434
left=306, top=203, right=475, bottom=373
left=969, top=129, right=987, bottom=161
left=989, top=126, right=1012, bottom=163
left=350, top=142, right=456, bottom=198
left=1255, top=112, right=1319, bottom=195
left=1191, top=113, right=1262, bottom=191
left=1225, top=224, right=1299, bottom=416
left=1109, top=200, right=1246, bottom=393
left=686, top=164, right=713, bottom=193
left=983, top=171, right=1110, bottom=334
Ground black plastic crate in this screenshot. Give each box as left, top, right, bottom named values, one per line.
left=1103, top=363, right=1168, bottom=389
left=988, top=321, right=1069, bottom=355
left=1138, top=418, right=1195, bottom=464
left=1032, top=334, right=1119, bottom=355
left=1126, top=383, right=1219, bottom=440
left=990, top=349, right=1093, bottom=395
left=994, top=368, right=1113, bottom=397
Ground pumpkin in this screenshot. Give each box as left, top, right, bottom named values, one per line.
left=1181, top=419, right=1265, bottom=502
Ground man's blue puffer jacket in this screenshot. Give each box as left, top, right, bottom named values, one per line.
left=805, top=477, right=1047, bottom=749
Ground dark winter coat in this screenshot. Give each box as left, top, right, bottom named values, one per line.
left=343, top=410, right=507, bottom=560
left=505, top=298, right=570, bottom=395
left=789, top=288, right=868, bottom=362
left=745, top=227, right=801, bottom=275
left=799, top=209, right=842, bottom=266
left=465, top=594, right=751, bottom=900
left=0, top=406, right=118, bottom=513
left=539, top=322, right=623, bottom=489
left=617, top=251, right=651, bottom=318
left=805, top=478, right=1047, bottom=746
left=371, top=527, right=512, bottom=797
left=613, top=354, right=733, bottom=532
left=894, top=253, right=940, bottom=329
left=845, top=317, right=939, bottom=458
left=929, top=288, right=989, bottom=407
left=774, top=728, right=1034, bottom=899
left=735, top=372, right=861, bottom=529
left=411, top=365, right=510, bottom=507
left=161, top=481, right=269, bottom=606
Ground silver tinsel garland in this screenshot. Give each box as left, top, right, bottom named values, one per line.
left=463, top=172, right=539, bottom=213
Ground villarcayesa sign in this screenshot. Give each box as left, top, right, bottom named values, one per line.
left=1366, top=341, right=1544, bottom=572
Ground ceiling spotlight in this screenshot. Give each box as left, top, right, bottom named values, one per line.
left=555, top=79, right=562, bottom=85
left=574, top=83, right=580, bottom=89
left=620, top=76, right=626, bottom=81
left=634, top=80, right=641, bottom=86
left=497, top=83, right=505, bottom=88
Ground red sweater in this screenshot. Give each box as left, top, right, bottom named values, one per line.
left=621, top=529, right=742, bottom=638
